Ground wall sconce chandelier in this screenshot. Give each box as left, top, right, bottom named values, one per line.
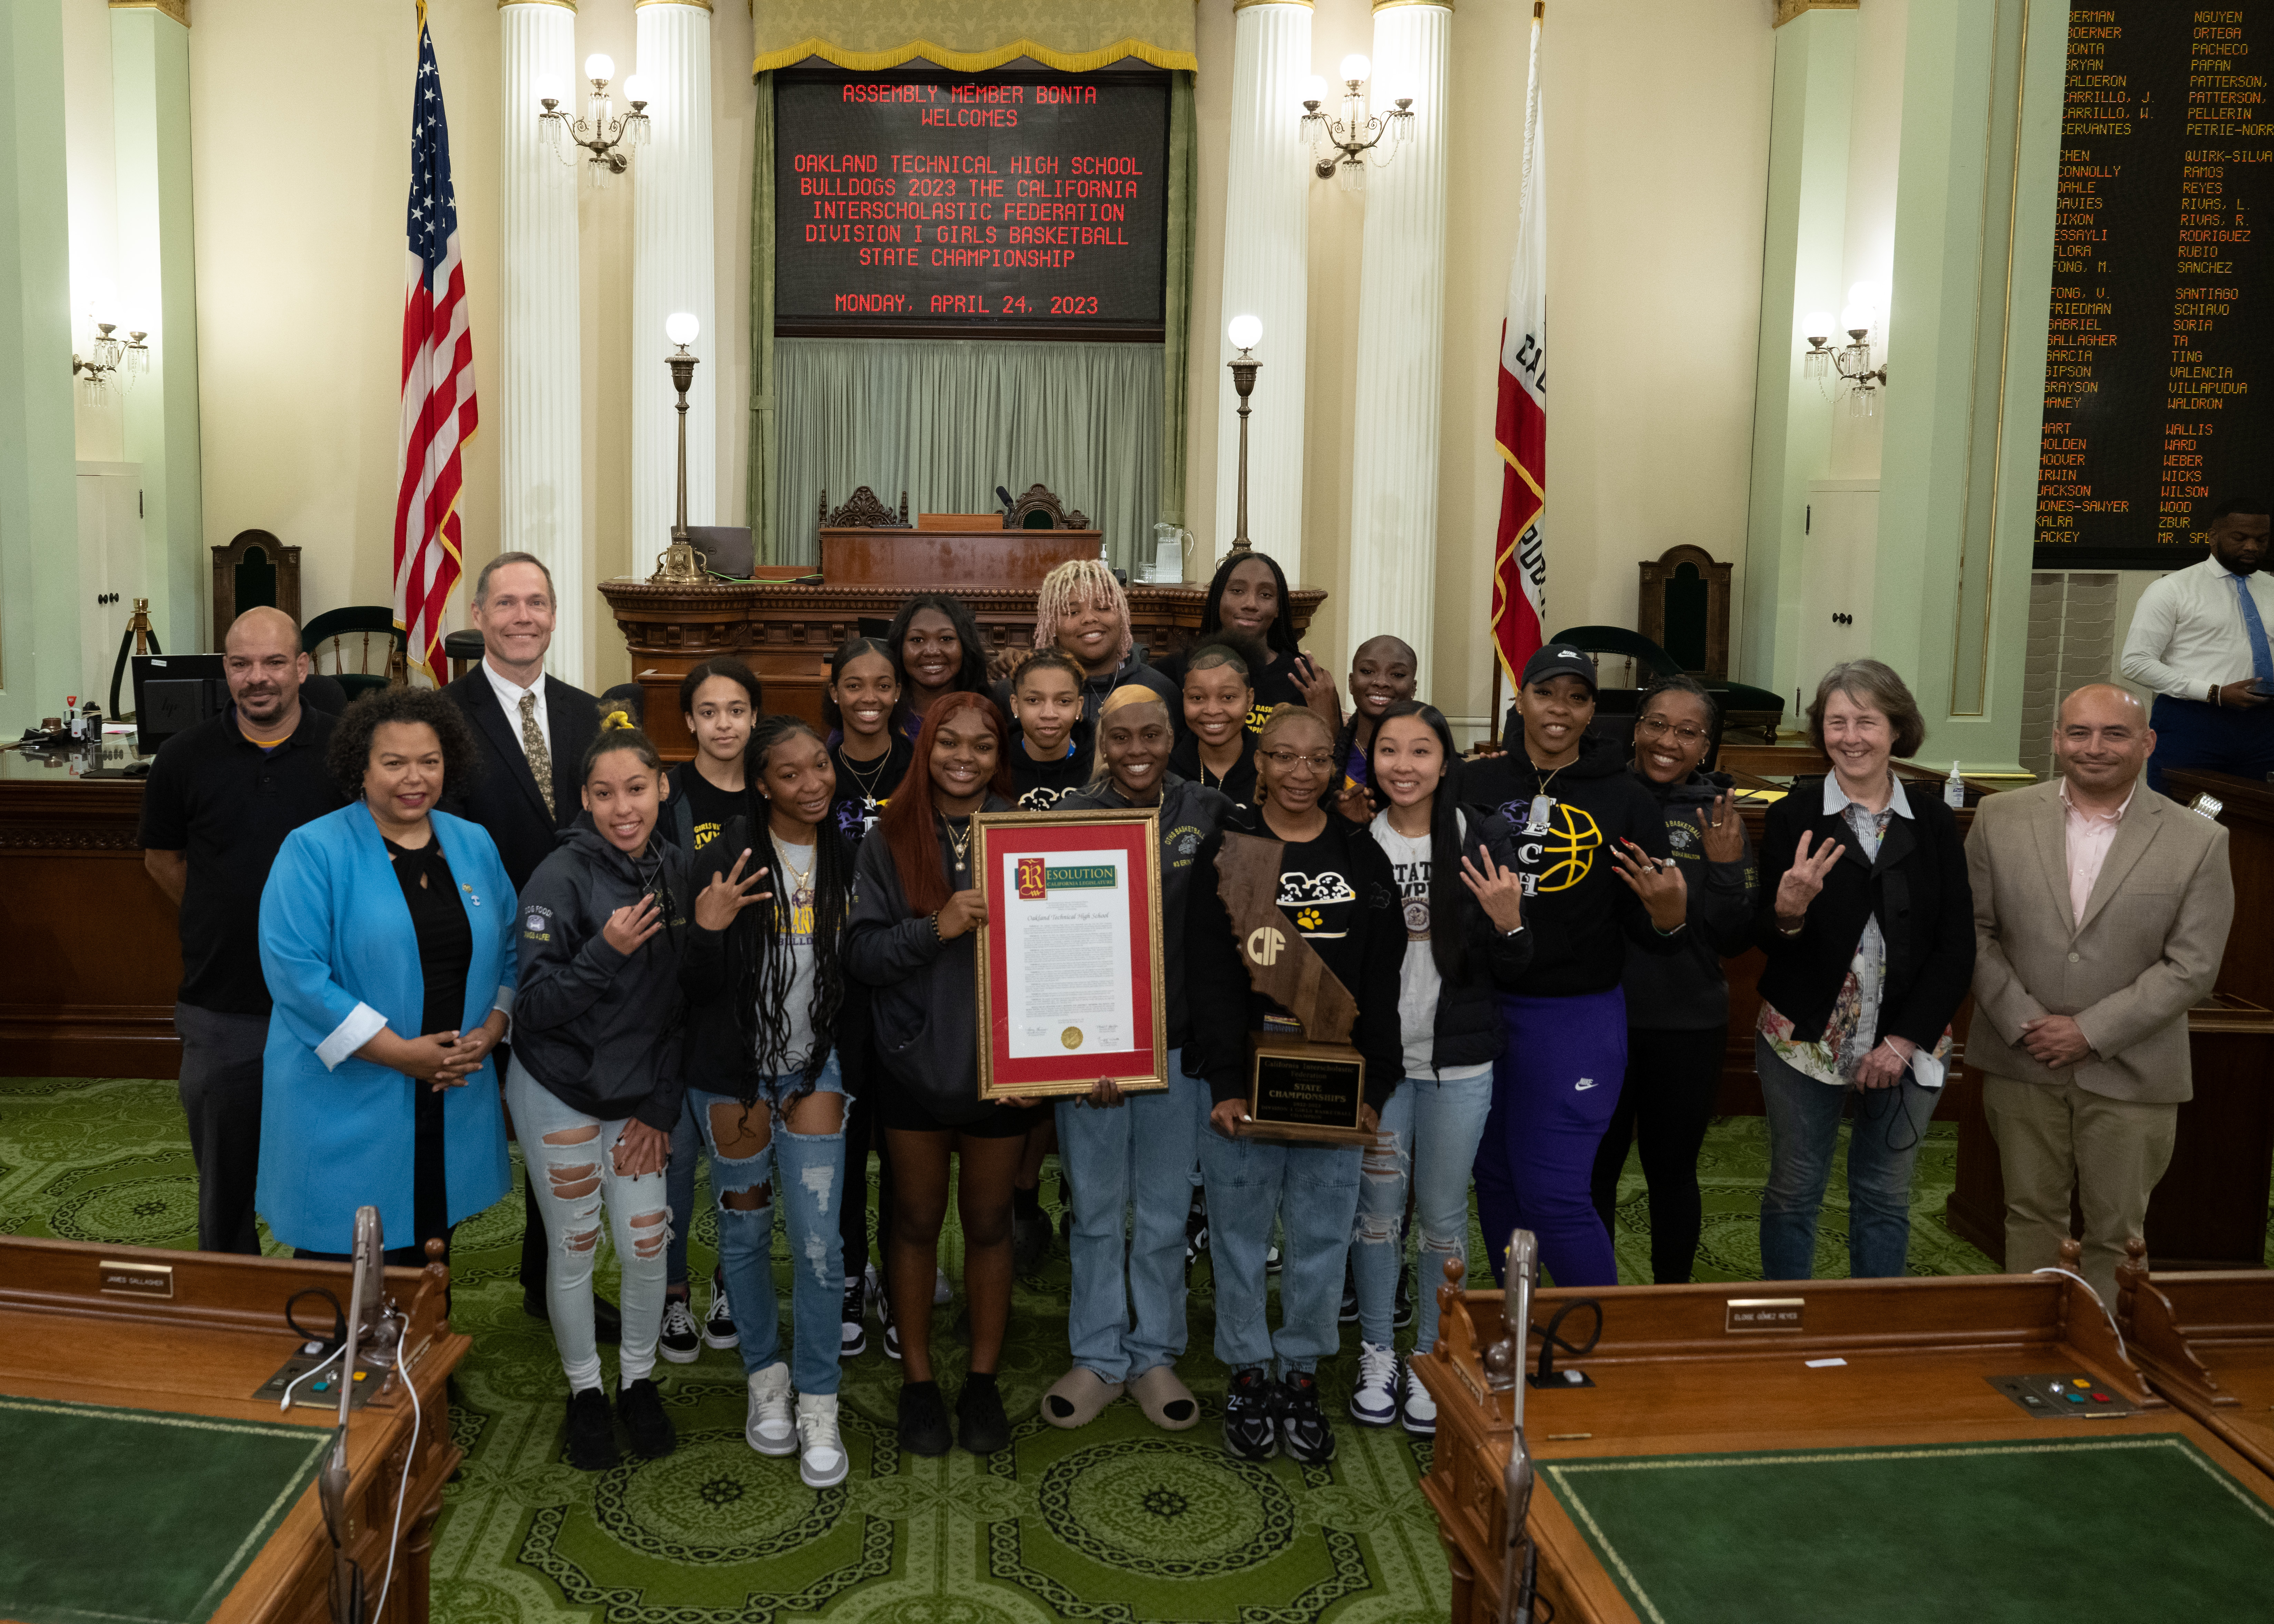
left=538, top=54, right=650, bottom=186
left=1299, top=55, right=1415, bottom=193
left=72, top=318, right=150, bottom=403
left=1803, top=283, right=1887, bottom=417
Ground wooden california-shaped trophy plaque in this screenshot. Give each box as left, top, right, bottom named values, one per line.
left=1216, top=830, right=1376, bottom=1145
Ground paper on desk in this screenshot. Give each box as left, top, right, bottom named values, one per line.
left=1806, top=1358, right=1847, bottom=1368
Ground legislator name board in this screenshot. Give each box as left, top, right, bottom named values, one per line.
left=774, top=69, right=1170, bottom=341
left=2036, top=4, right=2271, bottom=562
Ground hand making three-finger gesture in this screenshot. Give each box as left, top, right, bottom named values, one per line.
left=1772, top=829, right=1847, bottom=934
left=694, top=847, right=774, bottom=931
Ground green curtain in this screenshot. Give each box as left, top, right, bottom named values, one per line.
left=1160, top=69, right=1194, bottom=528
left=774, top=338, right=1162, bottom=570
left=749, top=1, right=1198, bottom=74
left=747, top=72, right=778, bottom=562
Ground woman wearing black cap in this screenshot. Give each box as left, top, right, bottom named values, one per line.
left=1464, top=644, right=1687, bottom=1289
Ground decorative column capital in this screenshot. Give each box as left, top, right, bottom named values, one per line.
left=1233, top=1, right=1313, bottom=11
left=1373, top=0, right=1452, bottom=11
left=497, top=0, right=576, bottom=9
left=109, top=0, right=190, bottom=25
left=633, top=0, right=712, bottom=9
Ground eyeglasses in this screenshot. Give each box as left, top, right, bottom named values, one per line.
left=1260, top=749, right=1337, bottom=772
left=1635, top=717, right=1709, bottom=746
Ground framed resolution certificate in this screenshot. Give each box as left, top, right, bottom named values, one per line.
left=973, top=808, right=1169, bottom=1099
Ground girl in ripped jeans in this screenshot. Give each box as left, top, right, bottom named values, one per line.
left=509, top=724, right=762, bottom=1471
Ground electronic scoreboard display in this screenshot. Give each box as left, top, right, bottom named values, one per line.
left=2036, top=4, right=2274, bottom=561
left=774, top=69, right=1171, bottom=342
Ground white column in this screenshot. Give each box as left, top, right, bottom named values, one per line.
left=1345, top=0, right=1451, bottom=681
left=1213, top=1, right=1312, bottom=577
left=632, top=0, right=715, bottom=564
left=499, top=0, right=586, bottom=684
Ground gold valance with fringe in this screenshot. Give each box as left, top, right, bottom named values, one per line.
left=753, top=1, right=1196, bottom=76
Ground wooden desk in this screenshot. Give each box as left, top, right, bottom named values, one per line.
left=0, top=745, right=181, bottom=1078
left=599, top=576, right=1327, bottom=756
left=2164, top=769, right=2274, bottom=1008
left=0, top=1236, right=467, bottom=1624
left=1413, top=1263, right=2274, bottom=1624
left=2119, top=1254, right=2274, bottom=1481
left=818, top=526, right=1100, bottom=586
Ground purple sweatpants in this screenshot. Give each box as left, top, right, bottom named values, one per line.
left=1474, top=987, right=1628, bottom=1288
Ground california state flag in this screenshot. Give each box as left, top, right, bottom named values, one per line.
left=1491, top=7, right=1547, bottom=685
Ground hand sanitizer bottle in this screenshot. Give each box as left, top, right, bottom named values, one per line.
left=1943, top=760, right=1965, bottom=809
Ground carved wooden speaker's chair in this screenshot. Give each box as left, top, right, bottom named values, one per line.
left=1002, top=484, right=1090, bottom=531
left=817, top=487, right=910, bottom=530
left=211, top=530, right=302, bottom=643
left=1637, top=544, right=1732, bottom=678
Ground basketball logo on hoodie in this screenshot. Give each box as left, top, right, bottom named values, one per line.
left=1513, top=803, right=1601, bottom=895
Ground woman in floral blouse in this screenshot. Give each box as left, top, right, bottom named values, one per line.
left=1752, top=660, right=1975, bottom=1279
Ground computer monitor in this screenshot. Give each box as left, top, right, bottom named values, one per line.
left=132, top=654, right=228, bottom=754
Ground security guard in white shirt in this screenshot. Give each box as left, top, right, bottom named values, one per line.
left=2118, top=495, right=2273, bottom=793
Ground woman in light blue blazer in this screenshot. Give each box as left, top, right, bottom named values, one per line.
left=257, top=687, right=517, bottom=1264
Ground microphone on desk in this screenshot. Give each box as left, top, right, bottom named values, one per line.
left=1502, top=1227, right=1540, bottom=1624
left=995, top=485, right=1015, bottom=515
left=317, top=1205, right=383, bottom=1624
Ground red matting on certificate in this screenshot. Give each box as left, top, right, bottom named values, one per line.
left=974, top=809, right=1167, bottom=1099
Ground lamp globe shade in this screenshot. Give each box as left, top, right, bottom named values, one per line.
left=666, top=312, right=701, bottom=347
left=1301, top=73, right=1329, bottom=106
left=1340, top=53, right=1372, bottom=84
left=584, top=53, right=614, bottom=83
left=536, top=73, right=566, bottom=104
left=1803, top=311, right=1836, bottom=344
left=1227, top=313, right=1263, bottom=352
left=623, top=73, right=648, bottom=104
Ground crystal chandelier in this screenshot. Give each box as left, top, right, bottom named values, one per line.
left=72, top=316, right=150, bottom=403
left=538, top=55, right=650, bottom=187
left=1299, top=55, right=1416, bottom=194
left=1802, top=283, right=1888, bottom=417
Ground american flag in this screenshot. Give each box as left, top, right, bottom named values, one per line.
left=393, top=4, right=477, bottom=683
left=1491, top=4, right=1548, bottom=688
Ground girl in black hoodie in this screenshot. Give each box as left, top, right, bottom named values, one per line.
left=1463, top=646, right=1688, bottom=1289
left=510, top=726, right=763, bottom=1471
left=843, top=692, right=1040, bottom=1460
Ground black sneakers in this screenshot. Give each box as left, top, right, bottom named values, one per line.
left=565, top=1385, right=618, bottom=1471
left=1279, top=1369, right=1336, bottom=1465
left=618, top=1377, right=676, bottom=1459
left=657, top=1295, right=701, bottom=1364
left=840, top=1274, right=868, bottom=1359
left=1393, top=1263, right=1415, bottom=1331
left=898, top=1379, right=952, bottom=1457
left=957, top=1372, right=1011, bottom=1455
left=1222, top=1366, right=1279, bottom=1461
left=1340, top=1257, right=1360, bottom=1324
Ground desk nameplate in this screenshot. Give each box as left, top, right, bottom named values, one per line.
left=98, top=1259, right=173, bottom=1299
left=1725, top=1297, right=1805, bottom=1333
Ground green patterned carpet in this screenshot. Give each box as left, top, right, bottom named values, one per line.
left=0, top=1074, right=2116, bottom=1623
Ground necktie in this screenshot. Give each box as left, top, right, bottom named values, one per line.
left=519, top=690, right=556, bottom=821
left=2234, top=574, right=2274, bottom=686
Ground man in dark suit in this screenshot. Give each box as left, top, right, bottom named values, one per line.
left=443, top=551, right=616, bottom=1336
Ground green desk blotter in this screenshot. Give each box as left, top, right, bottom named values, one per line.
left=0, top=1395, right=331, bottom=1624
left=1542, top=1434, right=2274, bottom=1624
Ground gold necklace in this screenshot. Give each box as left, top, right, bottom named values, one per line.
left=773, top=837, right=815, bottom=909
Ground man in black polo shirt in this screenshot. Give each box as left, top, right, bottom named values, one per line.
left=140, top=607, right=345, bottom=1254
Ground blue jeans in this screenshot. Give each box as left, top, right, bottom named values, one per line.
left=1054, top=1056, right=1204, bottom=1384
left=1354, top=1069, right=1496, bottom=1352
left=1200, top=1125, right=1360, bottom=1375
left=504, top=1058, right=671, bottom=1391
left=1756, top=1034, right=1938, bottom=1279
left=690, top=1056, right=849, bottom=1395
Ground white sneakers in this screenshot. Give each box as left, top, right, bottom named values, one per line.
left=795, top=1393, right=847, bottom=1487
left=1400, top=1365, right=1438, bottom=1436
left=747, top=1362, right=850, bottom=1488
left=746, top=1363, right=795, bottom=1456
left=1349, top=1342, right=1400, bottom=1427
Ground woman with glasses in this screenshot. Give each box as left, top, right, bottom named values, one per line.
left=1187, top=705, right=1403, bottom=1467
left=1587, top=676, right=1758, bottom=1284
left=1464, top=645, right=1687, bottom=1290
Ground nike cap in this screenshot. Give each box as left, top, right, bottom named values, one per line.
left=1520, top=645, right=1597, bottom=694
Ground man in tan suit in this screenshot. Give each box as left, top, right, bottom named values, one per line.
left=1966, top=684, right=2234, bottom=1302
